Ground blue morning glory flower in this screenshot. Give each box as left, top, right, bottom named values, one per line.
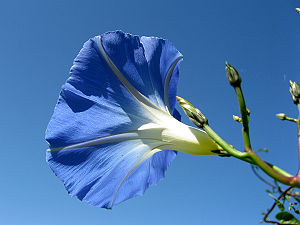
left=46, top=31, right=219, bottom=209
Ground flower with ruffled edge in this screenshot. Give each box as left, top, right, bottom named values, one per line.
left=46, top=31, right=220, bottom=209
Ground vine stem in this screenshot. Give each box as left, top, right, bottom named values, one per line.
left=263, top=186, right=293, bottom=224
left=176, top=94, right=300, bottom=187
left=234, top=86, right=252, bottom=152
left=202, top=124, right=300, bottom=187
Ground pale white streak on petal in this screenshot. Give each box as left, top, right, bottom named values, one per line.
left=62, top=83, right=155, bottom=124
left=109, top=148, right=163, bottom=208
left=96, top=36, right=163, bottom=113
left=47, top=132, right=138, bottom=152
left=47, top=129, right=167, bottom=152
left=47, top=118, right=220, bottom=155
left=163, top=56, right=183, bottom=113
left=97, top=36, right=180, bottom=128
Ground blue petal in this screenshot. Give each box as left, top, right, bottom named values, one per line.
left=46, top=31, right=182, bottom=208
left=140, top=36, right=183, bottom=113
left=47, top=140, right=166, bottom=208
left=46, top=38, right=153, bottom=149
left=101, top=31, right=183, bottom=113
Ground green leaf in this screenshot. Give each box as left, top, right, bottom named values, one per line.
left=276, top=200, right=285, bottom=211
left=275, top=211, right=300, bottom=224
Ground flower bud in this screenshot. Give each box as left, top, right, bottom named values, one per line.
left=276, top=113, right=286, bottom=120
left=194, top=108, right=208, bottom=127
left=289, top=80, right=300, bottom=104
left=177, top=96, right=208, bottom=128
left=233, top=115, right=242, bottom=123
left=225, top=62, right=242, bottom=87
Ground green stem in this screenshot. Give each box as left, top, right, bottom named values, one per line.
left=177, top=95, right=298, bottom=186
left=247, top=151, right=295, bottom=186
left=265, top=162, right=292, bottom=178
left=203, top=124, right=298, bottom=186
left=203, top=124, right=251, bottom=162
left=285, top=116, right=298, bottom=123
left=235, top=86, right=252, bottom=151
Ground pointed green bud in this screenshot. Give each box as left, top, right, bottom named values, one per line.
left=225, top=62, right=242, bottom=87
left=276, top=113, right=286, bottom=120
left=176, top=96, right=208, bottom=128
left=289, top=80, right=300, bottom=104
left=233, top=115, right=242, bottom=123
left=246, top=108, right=251, bottom=116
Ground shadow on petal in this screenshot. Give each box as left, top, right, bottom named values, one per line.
left=61, top=89, right=95, bottom=113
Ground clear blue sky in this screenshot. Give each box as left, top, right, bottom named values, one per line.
left=1, top=0, right=299, bottom=224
